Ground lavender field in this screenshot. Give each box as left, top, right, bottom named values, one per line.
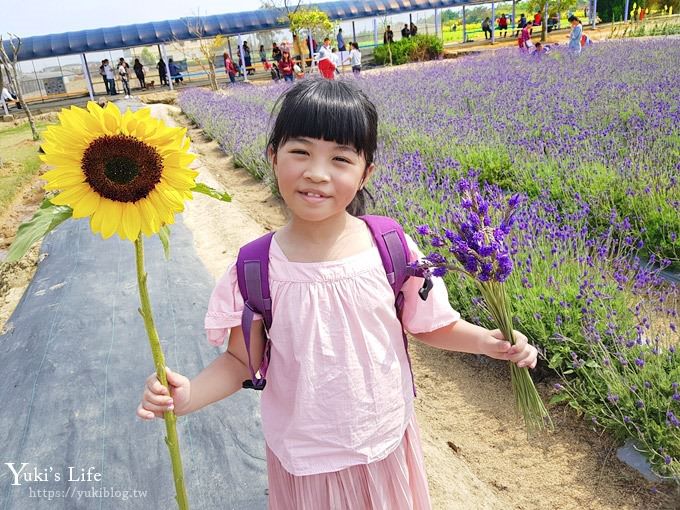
left=179, top=39, right=679, bottom=479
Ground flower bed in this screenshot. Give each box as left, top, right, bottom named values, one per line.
left=178, top=38, right=679, bottom=478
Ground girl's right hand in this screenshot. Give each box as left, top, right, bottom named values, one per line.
left=137, top=367, right=190, bottom=420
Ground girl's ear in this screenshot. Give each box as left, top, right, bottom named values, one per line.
left=267, top=146, right=277, bottom=173
left=359, top=163, right=376, bottom=190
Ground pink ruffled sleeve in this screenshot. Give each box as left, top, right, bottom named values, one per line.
left=204, top=262, right=262, bottom=346
left=400, top=234, right=460, bottom=334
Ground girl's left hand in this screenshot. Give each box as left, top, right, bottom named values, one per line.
left=485, top=329, right=538, bottom=368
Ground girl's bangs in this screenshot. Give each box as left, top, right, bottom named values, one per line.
left=268, top=80, right=377, bottom=161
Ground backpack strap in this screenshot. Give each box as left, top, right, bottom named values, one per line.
left=360, top=215, right=433, bottom=397
left=236, top=232, right=275, bottom=391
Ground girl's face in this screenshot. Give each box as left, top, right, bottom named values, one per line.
left=271, top=137, right=374, bottom=223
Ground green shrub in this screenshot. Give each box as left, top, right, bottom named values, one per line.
left=373, top=35, right=443, bottom=65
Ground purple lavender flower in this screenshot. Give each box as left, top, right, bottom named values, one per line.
left=416, top=225, right=431, bottom=236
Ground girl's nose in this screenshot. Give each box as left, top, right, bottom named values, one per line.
left=302, top=165, right=331, bottom=182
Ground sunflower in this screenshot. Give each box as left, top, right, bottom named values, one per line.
left=40, top=101, right=198, bottom=241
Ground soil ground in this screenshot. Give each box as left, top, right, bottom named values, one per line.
left=0, top=103, right=677, bottom=509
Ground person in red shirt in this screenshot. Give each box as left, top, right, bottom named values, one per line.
left=498, top=14, right=508, bottom=37
left=278, top=51, right=295, bottom=82
left=317, top=38, right=336, bottom=80
left=223, top=53, right=237, bottom=84
left=531, top=10, right=542, bottom=34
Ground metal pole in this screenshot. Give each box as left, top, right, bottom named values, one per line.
left=160, top=43, right=173, bottom=91
left=592, top=0, right=597, bottom=28
left=462, top=6, right=467, bottom=42
left=491, top=2, right=496, bottom=43
left=352, top=21, right=356, bottom=43
left=512, top=0, right=516, bottom=32
left=624, top=0, right=629, bottom=21
left=435, top=8, right=440, bottom=38
left=238, top=34, right=248, bottom=82
left=373, top=18, right=378, bottom=46
left=307, top=29, right=316, bottom=71
left=79, top=53, right=95, bottom=101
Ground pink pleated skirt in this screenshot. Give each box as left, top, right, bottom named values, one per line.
left=266, top=414, right=432, bottom=510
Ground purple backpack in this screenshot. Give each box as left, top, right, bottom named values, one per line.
left=235, top=215, right=433, bottom=394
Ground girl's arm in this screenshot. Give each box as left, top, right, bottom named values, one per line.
left=138, top=322, right=265, bottom=419
left=413, top=319, right=537, bottom=368
left=176, top=322, right=266, bottom=416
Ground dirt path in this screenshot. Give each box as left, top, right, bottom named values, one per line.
left=0, top=104, right=676, bottom=509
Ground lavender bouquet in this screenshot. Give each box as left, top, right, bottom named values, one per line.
left=414, top=178, right=552, bottom=434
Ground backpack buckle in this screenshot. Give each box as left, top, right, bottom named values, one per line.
left=242, top=378, right=267, bottom=390
left=418, top=277, right=433, bottom=301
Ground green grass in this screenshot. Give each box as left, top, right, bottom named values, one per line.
left=0, top=121, right=49, bottom=209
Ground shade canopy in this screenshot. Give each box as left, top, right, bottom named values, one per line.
left=4, top=0, right=482, bottom=61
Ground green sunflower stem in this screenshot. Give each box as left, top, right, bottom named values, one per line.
left=134, top=235, right=190, bottom=510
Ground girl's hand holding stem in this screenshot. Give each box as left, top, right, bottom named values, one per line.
left=137, top=367, right=191, bottom=420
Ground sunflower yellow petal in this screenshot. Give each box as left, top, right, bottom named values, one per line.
left=43, top=171, right=86, bottom=190
left=70, top=190, right=101, bottom=219
left=50, top=183, right=93, bottom=207
left=163, top=152, right=196, bottom=168
left=121, top=202, right=142, bottom=240
left=90, top=205, right=106, bottom=234
left=99, top=199, right=123, bottom=239
left=69, top=105, right=105, bottom=134
left=137, top=197, right=160, bottom=236
left=161, top=172, right=196, bottom=190
left=147, top=190, right=175, bottom=224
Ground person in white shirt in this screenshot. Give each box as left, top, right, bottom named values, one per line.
left=331, top=47, right=342, bottom=74
left=103, top=59, right=117, bottom=95
left=343, top=42, right=362, bottom=76
left=118, top=58, right=131, bottom=98
left=317, top=38, right=335, bottom=79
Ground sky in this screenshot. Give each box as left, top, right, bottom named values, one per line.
left=3, top=0, right=277, bottom=38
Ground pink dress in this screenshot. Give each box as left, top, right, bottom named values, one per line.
left=205, top=232, right=460, bottom=509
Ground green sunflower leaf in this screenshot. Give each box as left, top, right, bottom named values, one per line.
left=159, top=225, right=171, bottom=260
left=4, top=199, right=73, bottom=264
left=192, top=182, right=232, bottom=202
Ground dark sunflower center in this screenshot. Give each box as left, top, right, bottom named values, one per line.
left=104, top=157, right=140, bottom=184
left=81, top=135, right=163, bottom=202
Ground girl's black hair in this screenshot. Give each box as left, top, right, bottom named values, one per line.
left=267, top=78, right=377, bottom=216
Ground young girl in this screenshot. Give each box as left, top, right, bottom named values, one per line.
left=344, top=41, right=362, bottom=76
left=137, top=79, right=538, bottom=509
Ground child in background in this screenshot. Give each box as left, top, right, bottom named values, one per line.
left=137, top=79, right=538, bottom=509
left=344, top=41, right=362, bottom=76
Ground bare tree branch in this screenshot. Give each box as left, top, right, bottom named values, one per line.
left=0, top=33, right=39, bottom=139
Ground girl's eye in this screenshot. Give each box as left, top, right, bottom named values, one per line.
left=290, top=149, right=308, bottom=155
left=334, top=157, right=352, bottom=164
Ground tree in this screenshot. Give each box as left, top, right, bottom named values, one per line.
left=140, top=48, right=156, bottom=67
left=0, top=34, right=38, bottom=140
left=288, top=8, right=333, bottom=37
left=180, top=13, right=226, bottom=91
left=288, top=7, right=333, bottom=60
left=528, top=0, right=577, bottom=40
left=260, top=0, right=303, bottom=19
